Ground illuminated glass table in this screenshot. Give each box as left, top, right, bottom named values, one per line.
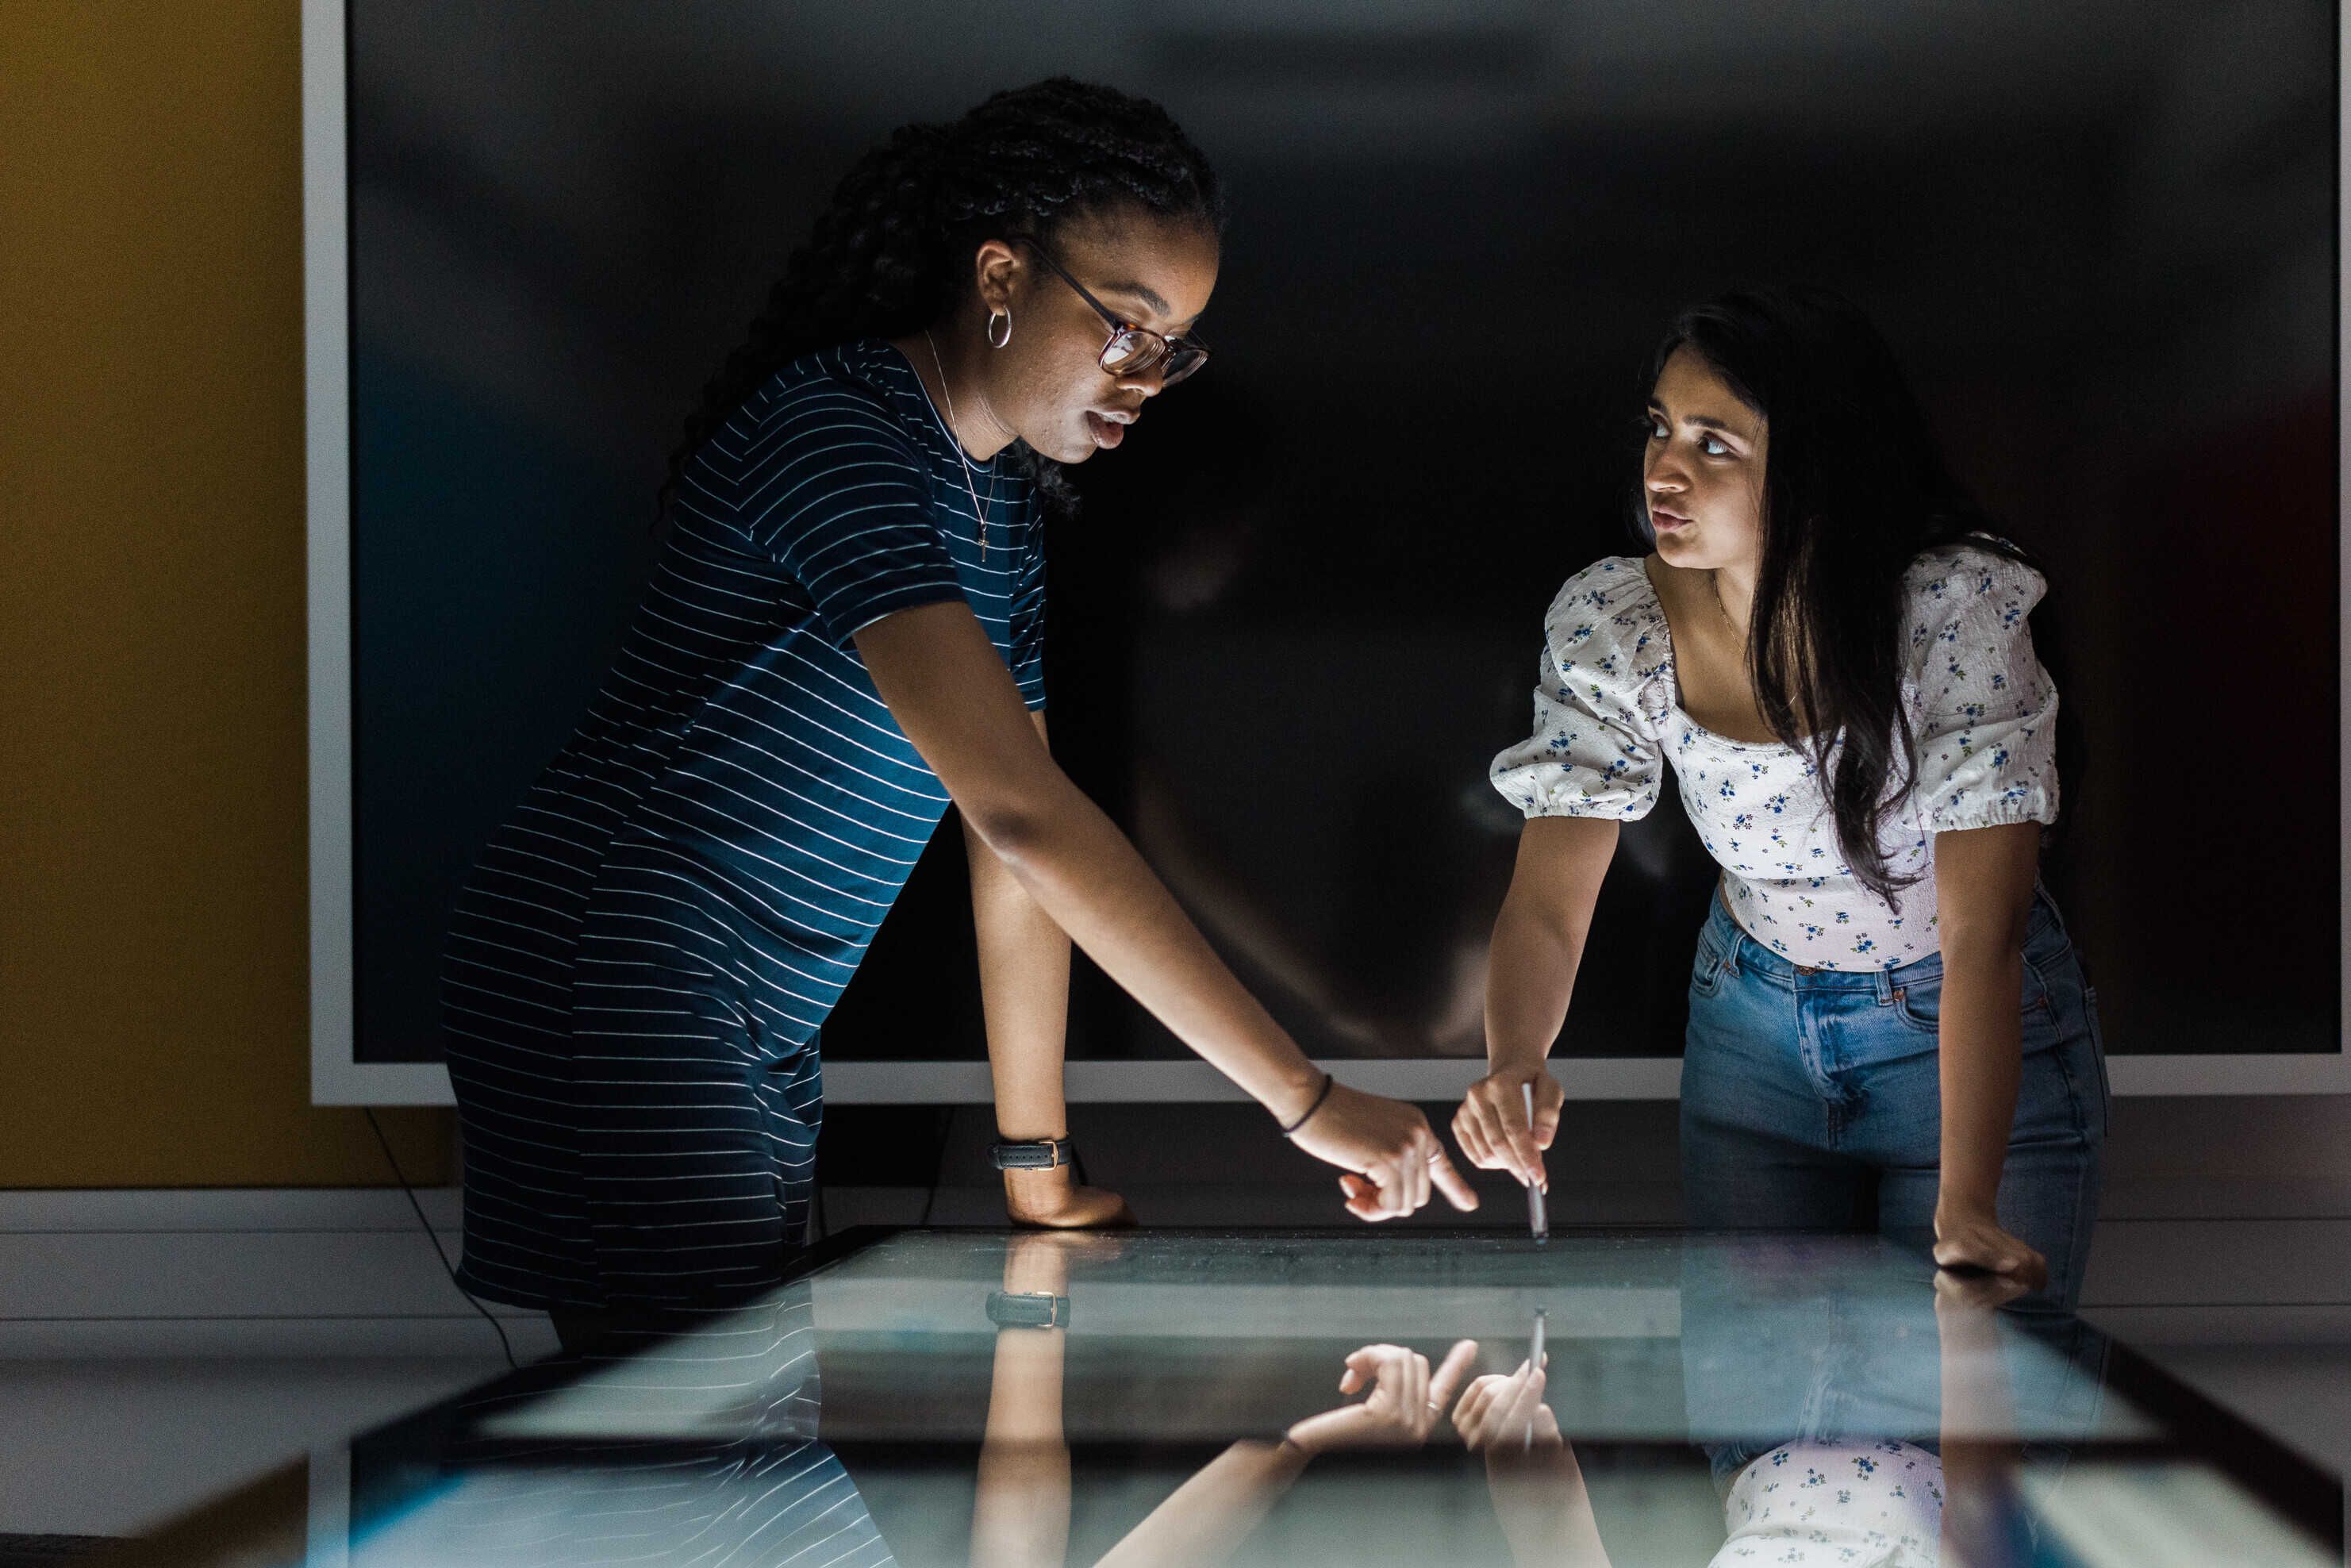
left=102, top=1230, right=2341, bottom=1566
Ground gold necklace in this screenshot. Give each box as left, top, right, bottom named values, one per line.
left=922, top=329, right=992, bottom=561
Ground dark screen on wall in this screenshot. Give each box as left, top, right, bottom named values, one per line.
left=348, top=2, right=2339, bottom=1066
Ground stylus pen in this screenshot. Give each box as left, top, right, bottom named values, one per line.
left=1522, top=1082, right=1549, bottom=1243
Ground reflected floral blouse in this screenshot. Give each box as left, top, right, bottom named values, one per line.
left=1713, top=1439, right=1945, bottom=1565
left=1491, top=543, right=2058, bottom=970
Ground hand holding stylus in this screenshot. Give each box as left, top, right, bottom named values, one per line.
left=1453, top=1067, right=1562, bottom=1193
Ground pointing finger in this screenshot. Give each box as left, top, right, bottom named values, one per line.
left=1429, top=1338, right=1480, bottom=1412
left=1427, top=1139, right=1481, bottom=1213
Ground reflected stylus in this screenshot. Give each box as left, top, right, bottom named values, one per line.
left=1525, top=1306, right=1548, bottom=1450
left=1522, top=1082, right=1549, bottom=1243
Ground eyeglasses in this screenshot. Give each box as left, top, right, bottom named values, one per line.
left=1016, top=236, right=1209, bottom=387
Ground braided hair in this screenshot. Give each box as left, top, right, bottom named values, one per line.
left=660, top=77, right=1225, bottom=521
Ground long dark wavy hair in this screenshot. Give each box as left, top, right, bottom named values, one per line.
left=1634, top=286, right=2042, bottom=904
left=659, top=77, right=1226, bottom=523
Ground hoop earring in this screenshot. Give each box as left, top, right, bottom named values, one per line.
left=986, top=310, right=1012, bottom=349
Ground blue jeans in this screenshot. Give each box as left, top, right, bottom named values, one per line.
left=1679, top=885, right=2108, bottom=1310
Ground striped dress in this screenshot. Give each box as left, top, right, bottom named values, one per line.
left=443, top=339, right=1046, bottom=1312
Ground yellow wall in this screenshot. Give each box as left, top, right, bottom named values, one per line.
left=1, top=2, right=451, bottom=1185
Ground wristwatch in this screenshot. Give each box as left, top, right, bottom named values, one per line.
left=989, top=1137, right=1076, bottom=1171
left=986, top=1289, right=1071, bottom=1329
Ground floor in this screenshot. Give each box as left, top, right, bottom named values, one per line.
left=2119, top=1339, right=2351, bottom=1481
left=0, top=1356, right=502, bottom=1540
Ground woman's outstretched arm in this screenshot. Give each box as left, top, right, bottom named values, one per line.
left=964, top=713, right=1131, bottom=1226
left=1455, top=817, right=1620, bottom=1191
left=857, top=601, right=1477, bottom=1220
left=1930, top=821, right=2046, bottom=1288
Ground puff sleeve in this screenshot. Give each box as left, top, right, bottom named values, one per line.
left=1490, top=558, right=1670, bottom=821
left=1904, top=544, right=2061, bottom=834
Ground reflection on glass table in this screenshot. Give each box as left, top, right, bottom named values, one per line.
left=95, top=1231, right=2341, bottom=1568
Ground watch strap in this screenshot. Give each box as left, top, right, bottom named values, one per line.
left=989, top=1137, right=1076, bottom=1171
left=986, top=1289, right=1071, bottom=1329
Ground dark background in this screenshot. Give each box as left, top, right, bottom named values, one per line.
left=349, top=1, right=2338, bottom=1067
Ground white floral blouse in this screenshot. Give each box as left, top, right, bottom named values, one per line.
left=1711, top=1439, right=1945, bottom=1566
left=1491, top=542, right=2058, bottom=971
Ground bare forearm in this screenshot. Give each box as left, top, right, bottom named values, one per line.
left=971, top=1327, right=1072, bottom=1568
left=966, top=813, right=1075, bottom=1142
left=982, top=779, right=1320, bottom=1121
left=1927, top=827, right=2040, bottom=1222
left=1090, top=1440, right=1307, bottom=1568
left=1485, top=818, right=1617, bottom=1072
left=1492, top=1462, right=1615, bottom=1568
left=1935, top=939, right=2025, bottom=1213
left=1930, top=824, right=2041, bottom=1218
left=855, top=606, right=1322, bottom=1125
left=1485, top=901, right=1582, bottom=1072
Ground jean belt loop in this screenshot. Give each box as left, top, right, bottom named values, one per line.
left=2034, top=879, right=2064, bottom=939
left=1721, top=925, right=1743, bottom=978
left=1873, top=968, right=1896, bottom=1005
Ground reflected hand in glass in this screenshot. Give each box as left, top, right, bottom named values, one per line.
left=1450, top=1358, right=1558, bottom=1453
left=1284, top=1339, right=1480, bottom=1455
left=1097, top=1340, right=1475, bottom=1567
left=1450, top=1358, right=1618, bottom=1568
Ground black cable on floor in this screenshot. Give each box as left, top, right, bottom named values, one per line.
left=363, top=1107, right=519, bottom=1371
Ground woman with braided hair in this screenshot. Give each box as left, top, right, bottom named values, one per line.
left=444, top=79, right=1476, bottom=1332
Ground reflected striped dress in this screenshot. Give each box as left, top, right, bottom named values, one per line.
left=443, top=339, right=1045, bottom=1312
left=399, top=1288, right=898, bottom=1566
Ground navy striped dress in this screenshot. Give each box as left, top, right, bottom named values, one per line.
left=444, top=339, right=1045, bottom=1312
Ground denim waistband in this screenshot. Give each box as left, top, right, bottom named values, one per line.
left=1702, top=880, right=2066, bottom=990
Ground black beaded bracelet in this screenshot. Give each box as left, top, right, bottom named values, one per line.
left=1278, top=1070, right=1336, bottom=1138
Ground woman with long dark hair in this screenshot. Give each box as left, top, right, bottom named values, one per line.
left=1460, top=286, right=2106, bottom=1305
left=444, top=79, right=1475, bottom=1327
